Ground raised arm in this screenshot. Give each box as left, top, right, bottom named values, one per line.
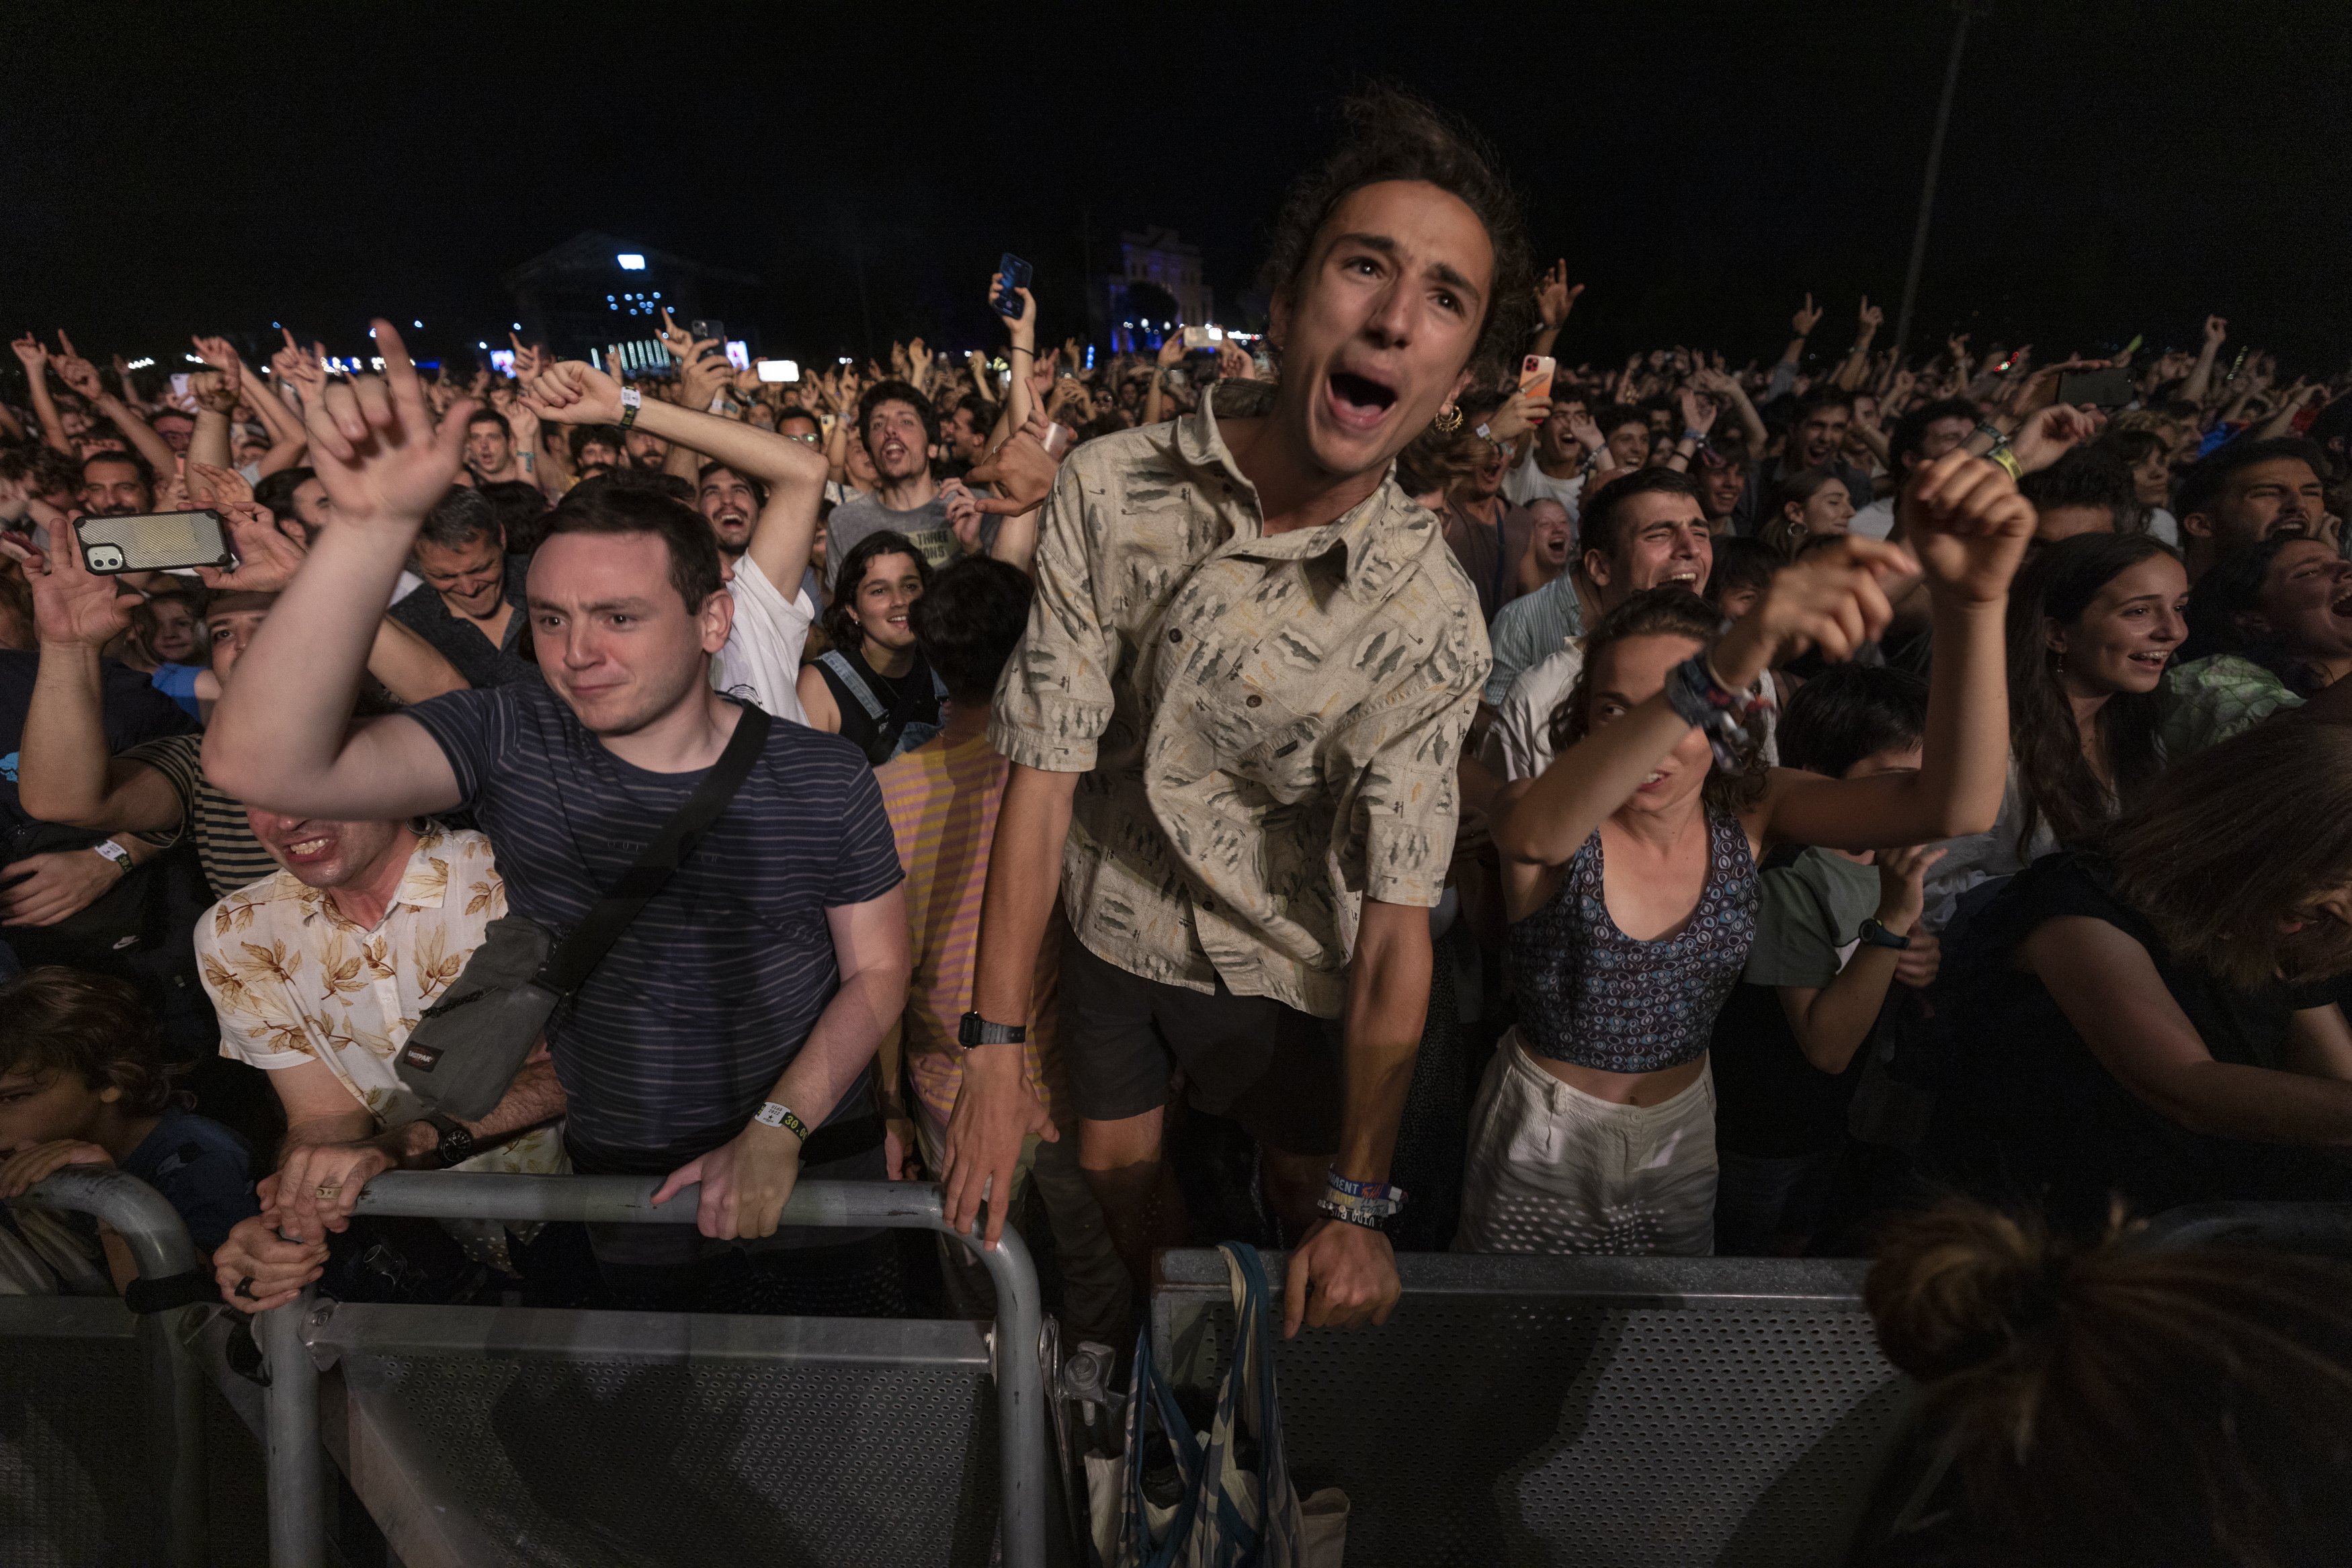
left=2182, top=314, right=2226, bottom=408
left=3, top=536, right=185, bottom=833
left=1829, top=297, right=1882, bottom=392
left=203, top=321, right=470, bottom=820
left=52, top=335, right=178, bottom=478
left=197, top=336, right=307, bottom=475
left=1695, top=365, right=1768, bottom=452
left=11, top=335, right=71, bottom=452
left=1492, top=535, right=1915, bottom=872
left=187, top=359, right=239, bottom=472
left=1761, top=451, right=2033, bottom=851
left=526, top=357, right=825, bottom=594
left=1765, top=294, right=1824, bottom=402
left=1531, top=261, right=1584, bottom=362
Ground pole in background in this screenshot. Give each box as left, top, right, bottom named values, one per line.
left=1892, top=1, right=1986, bottom=366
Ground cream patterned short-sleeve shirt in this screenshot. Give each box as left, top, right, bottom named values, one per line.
left=991, top=380, right=1490, bottom=1018
left=197, top=826, right=564, bottom=1176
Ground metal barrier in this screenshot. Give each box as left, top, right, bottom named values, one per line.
left=257, top=1173, right=1048, bottom=1568
left=2128, top=1200, right=2352, bottom=1255
left=1152, top=1249, right=1911, bottom=1568
left=7, top=1168, right=210, bottom=1568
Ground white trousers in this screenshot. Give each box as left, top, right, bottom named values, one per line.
left=1455, top=1031, right=1718, bottom=1256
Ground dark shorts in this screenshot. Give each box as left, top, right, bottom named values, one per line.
left=1059, top=934, right=1343, bottom=1156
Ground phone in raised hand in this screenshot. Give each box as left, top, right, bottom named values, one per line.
left=993, top=254, right=1034, bottom=318
left=75, top=511, right=233, bottom=574
left=1519, top=353, right=1556, bottom=408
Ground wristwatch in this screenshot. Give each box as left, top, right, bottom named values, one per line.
left=89, top=840, right=132, bottom=874
left=1857, top=916, right=1913, bottom=951
left=422, top=1111, right=476, bottom=1170
left=618, top=386, right=642, bottom=429
left=958, top=1012, right=1027, bottom=1049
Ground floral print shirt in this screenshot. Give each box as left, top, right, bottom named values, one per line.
left=197, top=826, right=563, bottom=1176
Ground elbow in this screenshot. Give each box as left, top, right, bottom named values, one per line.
left=200, top=729, right=263, bottom=809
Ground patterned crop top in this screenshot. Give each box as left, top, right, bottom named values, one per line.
left=1509, top=810, right=1759, bottom=1074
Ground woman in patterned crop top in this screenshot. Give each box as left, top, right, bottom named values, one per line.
left=1457, top=454, right=2035, bottom=1257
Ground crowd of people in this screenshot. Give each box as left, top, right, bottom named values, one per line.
left=5, top=85, right=2352, bottom=1556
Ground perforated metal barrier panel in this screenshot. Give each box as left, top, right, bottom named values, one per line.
left=321, top=1305, right=1005, bottom=1568
left=1154, top=1252, right=1912, bottom=1568
left=0, top=1303, right=153, bottom=1568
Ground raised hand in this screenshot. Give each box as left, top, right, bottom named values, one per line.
left=1535, top=261, right=1585, bottom=330
left=939, top=476, right=984, bottom=551
left=186, top=460, right=255, bottom=509
left=520, top=359, right=627, bottom=426
left=1154, top=333, right=1186, bottom=371
left=989, top=277, right=1037, bottom=344
left=1714, top=535, right=1920, bottom=685
left=191, top=363, right=241, bottom=413
left=10, top=333, right=48, bottom=373
left=1792, top=292, right=1824, bottom=337
left=1677, top=385, right=1714, bottom=434
left=190, top=335, right=244, bottom=376
left=1900, top=448, right=2035, bottom=605
left=269, top=328, right=308, bottom=385
left=1857, top=296, right=1884, bottom=333
left=965, top=429, right=1058, bottom=516
left=194, top=503, right=308, bottom=593
left=658, top=309, right=694, bottom=362
left=2007, top=403, right=2101, bottom=474
left=2202, top=314, right=2228, bottom=350
left=50, top=341, right=103, bottom=400
left=1216, top=340, right=1255, bottom=382
left=299, top=319, right=474, bottom=532
left=0, top=536, right=141, bottom=649
left=1566, top=407, right=1607, bottom=454
left=1487, top=386, right=1545, bottom=445
left=1945, top=331, right=1971, bottom=365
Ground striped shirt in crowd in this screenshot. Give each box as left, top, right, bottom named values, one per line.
left=405, top=681, right=905, bottom=1173
left=125, top=734, right=280, bottom=899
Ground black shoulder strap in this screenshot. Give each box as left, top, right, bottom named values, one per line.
left=538, top=704, right=772, bottom=996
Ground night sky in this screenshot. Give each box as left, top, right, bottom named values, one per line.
left=5, top=1, right=2345, bottom=380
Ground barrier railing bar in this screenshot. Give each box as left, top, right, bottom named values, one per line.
left=26, top=1167, right=207, bottom=1568
left=257, top=1174, right=1046, bottom=1568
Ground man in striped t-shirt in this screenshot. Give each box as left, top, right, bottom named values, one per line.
left=205, top=331, right=914, bottom=1311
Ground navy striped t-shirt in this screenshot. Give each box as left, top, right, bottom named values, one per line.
left=407, top=681, right=904, bottom=1172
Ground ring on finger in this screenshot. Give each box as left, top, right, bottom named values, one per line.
left=314, top=1182, right=342, bottom=1200
left=233, top=1276, right=258, bottom=1301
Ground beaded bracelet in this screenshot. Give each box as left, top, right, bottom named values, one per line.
left=1665, top=653, right=1775, bottom=774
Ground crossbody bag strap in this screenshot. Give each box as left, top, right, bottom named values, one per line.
left=537, top=703, right=772, bottom=996
left=818, top=648, right=890, bottom=722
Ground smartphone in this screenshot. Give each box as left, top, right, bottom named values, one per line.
left=75, top=511, right=233, bottom=575
left=1040, top=421, right=1075, bottom=460
left=688, top=318, right=724, bottom=344
left=168, top=372, right=194, bottom=400
left=1519, top=353, right=1557, bottom=408
left=2057, top=365, right=2134, bottom=410
left=994, top=253, right=1034, bottom=318
left=1180, top=325, right=1224, bottom=351
left=756, top=359, right=801, bottom=384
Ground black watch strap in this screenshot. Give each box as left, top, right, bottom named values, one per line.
left=1857, top=916, right=1913, bottom=951
left=424, top=1110, right=476, bottom=1169
left=958, top=1011, right=1026, bottom=1049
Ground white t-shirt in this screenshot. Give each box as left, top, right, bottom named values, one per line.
left=712, top=552, right=815, bottom=725
left=2144, top=507, right=2180, bottom=547
left=1849, top=496, right=1897, bottom=541
left=1501, top=449, right=1589, bottom=523
left=1484, top=640, right=1781, bottom=781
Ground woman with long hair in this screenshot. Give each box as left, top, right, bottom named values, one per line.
left=2162, top=534, right=2352, bottom=757
left=1937, top=720, right=2352, bottom=1232
left=1924, top=531, right=2184, bottom=930
left=796, top=529, right=943, bottom=764
left=1458, top=451, right=2032, bottom=1256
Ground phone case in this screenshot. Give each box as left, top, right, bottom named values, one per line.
left=75, top=512, right=233, bottom=574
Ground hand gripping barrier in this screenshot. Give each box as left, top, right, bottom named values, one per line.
left=255, top=1174, right=1048, bottom=1568
left=12, top=1167, right=211, bottom=1568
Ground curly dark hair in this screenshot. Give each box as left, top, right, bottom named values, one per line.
left=1547, top=586, right=1765, bottom=813
left=1257, top=84, right=1535, bottom=381
left=823, top=529, right=931, bottom=652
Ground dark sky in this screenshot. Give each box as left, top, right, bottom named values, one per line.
left=5, top=1, right=2346, bottom=379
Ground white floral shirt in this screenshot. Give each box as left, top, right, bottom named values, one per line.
left=197, top=826, right=564, bottom=1176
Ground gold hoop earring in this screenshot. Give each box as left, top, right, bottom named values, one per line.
left=1433, top=405, right=1464, bottom=433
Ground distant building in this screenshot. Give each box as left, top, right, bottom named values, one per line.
left=1101, top=227, right=1216, bottom=353
left=504, top=232, right=763, bottom=372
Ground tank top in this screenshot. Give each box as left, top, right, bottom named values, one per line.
left=816, top=647, right=946, bottom=765
left=1510, top=810, right=1759, bottom=1074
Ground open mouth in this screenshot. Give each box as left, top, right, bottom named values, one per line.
left=1663, top=570, right=1700, bottom=586
left=2329, top=588, right=2352, bottom=619
left=1325, top=369, right=1398, bottom=432
left=1636, top=769, right=1670, bottom=792
left=2126, top=650, right=2171, bottom=670
left=280, top=835, right=333, bottom=863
